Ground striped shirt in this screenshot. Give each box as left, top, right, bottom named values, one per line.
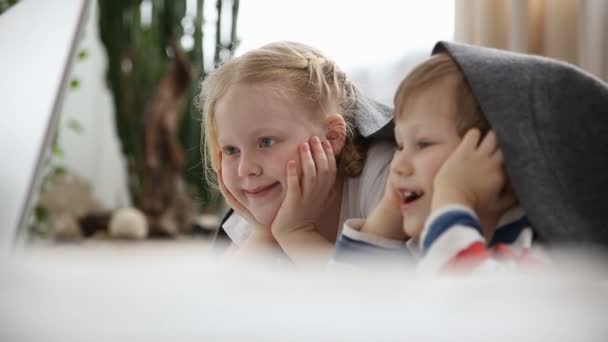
left=333, top=205, right=547, bottom=275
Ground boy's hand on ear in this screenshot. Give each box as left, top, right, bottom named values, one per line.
left=360, top=173, right=407, bottom=240
left=271, top=136, right=337, bottom=239
left=476, top=181, right=516, bottom=236
left=433, top=129, right=508, bottom=213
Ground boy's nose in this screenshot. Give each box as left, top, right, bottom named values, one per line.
left=237, top=152, right=262, bottom=177
left=390, top=153, right=413, bottom=177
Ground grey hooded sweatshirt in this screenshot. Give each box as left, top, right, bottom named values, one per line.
left=433, top=41, right=608, bottom=246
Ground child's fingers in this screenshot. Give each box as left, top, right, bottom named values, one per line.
left=492, top=149, right=504, bottom=164
left=494, top=188, right=517, bottom=213
left=322, top=140, right=337, bottom=188
left=322, top=140, right=337, bottom=173
left=310, top=136, right=329, bottom=177
left=460, top=128, right=482, bottom=152
left=479, top=130, right=498, bottom=155
left=285, top=160, right=301, bottom=200
left=299, top=142, right=316, bottom=191
left=311, top=136, right=336, bottom=192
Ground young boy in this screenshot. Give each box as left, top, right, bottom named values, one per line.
left=333, top=51, right=544, bottom=275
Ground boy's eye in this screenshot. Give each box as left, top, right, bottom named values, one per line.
left=416, top=141, right=434, bottom=150
left=258, top=137, right=275, bottom=148
left=222, top=146, right=239, bottom=155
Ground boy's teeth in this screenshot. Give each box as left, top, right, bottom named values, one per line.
left=401, top=190, right=422, bottom=202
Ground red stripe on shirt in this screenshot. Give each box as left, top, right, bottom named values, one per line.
left=441, top=241, right=492, bottom=274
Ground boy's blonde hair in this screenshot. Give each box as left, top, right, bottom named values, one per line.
left=197, top=41, right=368, bottom=186
left=394, top=53, right=489, bottom=136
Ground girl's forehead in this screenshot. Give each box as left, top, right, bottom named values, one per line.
left=216, top=83, right=322, bottom=124
left=214, top=85, right=322, bottom=141
left=219, top=83, right=299, bottom=111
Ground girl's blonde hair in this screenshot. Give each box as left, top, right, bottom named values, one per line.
left=197, top=41, right=368, bottom=186
left=394, top=53, right=489, bottom=136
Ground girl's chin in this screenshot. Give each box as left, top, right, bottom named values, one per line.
left=252, top=210, right=279, bottom=227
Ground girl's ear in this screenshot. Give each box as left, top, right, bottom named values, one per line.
left=323, top=113, right=347, bottom=155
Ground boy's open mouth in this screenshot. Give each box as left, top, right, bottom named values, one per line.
left=399, top=189, right=424, bottom=205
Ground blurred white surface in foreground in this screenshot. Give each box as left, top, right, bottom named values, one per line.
left=1, top=245, right=607, bottom=342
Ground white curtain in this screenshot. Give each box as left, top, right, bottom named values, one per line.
left=455, top=0, right=608, bottom=81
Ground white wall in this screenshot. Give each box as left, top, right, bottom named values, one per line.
left=57, top=1, right=130, bottom=210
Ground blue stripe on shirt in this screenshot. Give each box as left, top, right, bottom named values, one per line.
left=489, top=216, right=530, bottom=246
left=334, top=234, right=411, bottom=264
left=422, top=210, right=482, bottom=254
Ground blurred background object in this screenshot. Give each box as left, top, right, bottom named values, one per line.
left=26, top=0, right=240, bottom=241
left=97, top=0, right=239, bottom=214
left=0, top=0, right=18, bottom=14
left=96, top=0, right=238, bottom=238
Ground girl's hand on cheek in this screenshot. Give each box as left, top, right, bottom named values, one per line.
left=217, top=154, right=265, bottom=230
left=271, top=136, right=337, bottom=239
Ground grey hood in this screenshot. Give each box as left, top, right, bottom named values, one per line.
left=352, top=87, right=394, bottom=140
left=433, top=41, right=608, bottom=246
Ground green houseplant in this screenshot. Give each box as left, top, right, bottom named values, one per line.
left=98, top=0, right=239, bottom=234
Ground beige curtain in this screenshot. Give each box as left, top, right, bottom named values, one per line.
left=455, top=0, right=608, bottom=81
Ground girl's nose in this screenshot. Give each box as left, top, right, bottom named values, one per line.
left=237, top=152, right=262, bottom=177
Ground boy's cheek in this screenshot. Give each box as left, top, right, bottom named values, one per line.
left=430, top=152, right=454, bottom=177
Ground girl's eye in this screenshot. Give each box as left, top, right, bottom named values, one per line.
left=259, top=137, right=275, bottom=148
left=223, top=146, right=239, bottom=156
left=396, top=143, right=404, bottom=151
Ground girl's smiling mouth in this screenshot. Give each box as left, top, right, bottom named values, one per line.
left=244, top=182, right=280, bottom=198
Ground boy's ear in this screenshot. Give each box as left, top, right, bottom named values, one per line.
left=323, top=113, right=347, bottom=155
